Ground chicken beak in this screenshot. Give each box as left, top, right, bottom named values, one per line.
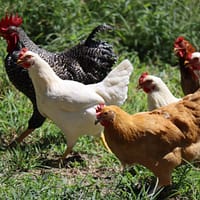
left=173, top=47, right=178, bottom=53
left=184, top=60, right=189, bottom=65
left=184, top=60, right=191, bottom=69
left=94, top=118, right=100, bottom=125
left=17, top=59, right=23, bottom=65
left=174, top=47, right=183, bottom=53
left=95, top=113, right=102, bottom=125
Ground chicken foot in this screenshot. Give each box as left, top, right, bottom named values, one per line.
left=147, top=178, right=162, bottom=199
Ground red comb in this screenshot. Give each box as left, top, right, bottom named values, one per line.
left=96, top=103, right=105, bottom=115
left=18, top=47, right=28, bottom=59
left=174, top=36, right=195, bottom=59
left=139, top=72, right=148, bottom=85
left=175, top=36, right=184, bottom=44
left=0, top=14, right=22, bottom=29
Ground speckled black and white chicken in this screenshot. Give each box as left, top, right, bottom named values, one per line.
left=0, top=14, right=117, bottom=145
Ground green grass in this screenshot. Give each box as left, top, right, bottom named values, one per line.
left=0, top=0, right=200, bottom=199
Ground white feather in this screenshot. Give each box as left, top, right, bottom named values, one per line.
left=190, top=52, right=200, bottom=84
left=25, top=51, right=133, bottom=152
left=144, top=75, right=181, bottom=110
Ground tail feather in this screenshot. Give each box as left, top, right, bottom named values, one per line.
left=85, top=24, right=113, bottom=46
left=94, top=59, right=133, bottom=105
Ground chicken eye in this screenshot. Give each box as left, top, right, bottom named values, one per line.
left=8, top=26, right=17, bottom=32
left=26, top=55, right=32, bottom=59
left=24, top=55, right=33, bottom=61
left=146, top=80, right=153, bottom=84
left=193, top=57, right=199, bottom=62
left=142, top=79, right=153, bottom=87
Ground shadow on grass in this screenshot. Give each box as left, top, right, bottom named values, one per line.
left=118, top=168, right=181, bottom=200
left=38, top=153, right=85, bottom=169
left=0, top=130, right=65, bottom=152
left=2, top=140, right=86, bottom=168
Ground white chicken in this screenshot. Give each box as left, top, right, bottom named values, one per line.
left=185, top=52, right=200, bottom=83
left=17, top=48, right=133, bottom=159
left=138, top=72, right=180, bottom=110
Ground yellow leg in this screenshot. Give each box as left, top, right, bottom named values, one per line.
left=100, top=132, right=112, bottom=153
left=61, top=146, right=73, bottom=160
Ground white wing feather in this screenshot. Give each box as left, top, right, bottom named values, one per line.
left=49, top=59, right=133, bottom=111
left=89, top=59, right=133, bottom=105
left=46, top=81, right=105, bottom=112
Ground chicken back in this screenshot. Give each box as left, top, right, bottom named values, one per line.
left=96, top=90, right=200, bottom=186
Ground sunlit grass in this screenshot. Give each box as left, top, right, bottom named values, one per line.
left=0, top=0, right=200, bottom=199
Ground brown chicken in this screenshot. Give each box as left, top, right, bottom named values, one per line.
left=174, top=36, right=199, bottom=94
left=95, top=91, right=200, bottom=187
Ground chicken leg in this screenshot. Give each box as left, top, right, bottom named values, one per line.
left=8, top=104, right=45, bottom=147
left=100, top=132, right=112, bottom=153
left=60, top=132, right=112, bottom=160
left=153, top=148, right=182, bottom=186
left=61, top=146, right=73, bottom=160
left=8, top=128, right=35, bottom=147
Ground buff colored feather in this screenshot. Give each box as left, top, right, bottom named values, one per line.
left=96, top=90, right=200, bottom=186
